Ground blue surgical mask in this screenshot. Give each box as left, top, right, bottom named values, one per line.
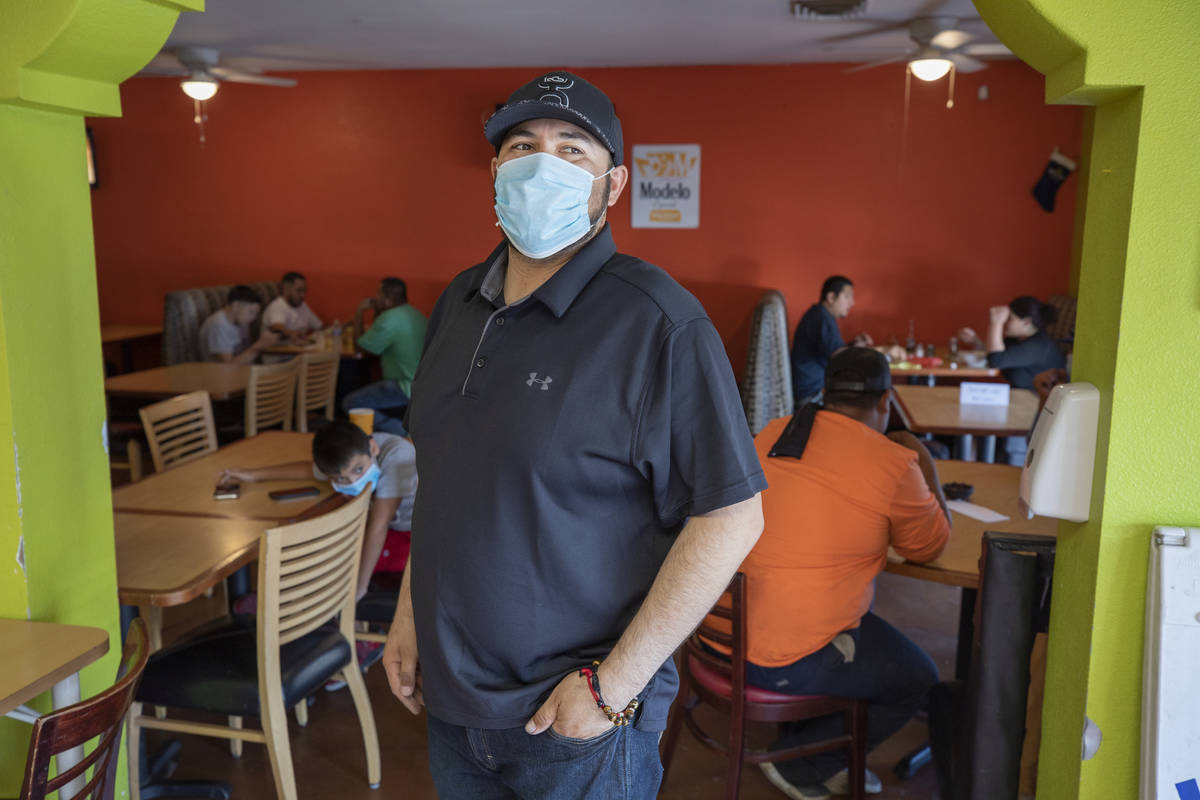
left=332, top=462, right=381, bottom=497
left=494, top=152, right=612, bottom=259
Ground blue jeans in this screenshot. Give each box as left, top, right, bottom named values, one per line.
left=342, top=379, right=409, bottom=436
left=426, top=714, right=663, bottom=800
left=747, top=612, right=937, bottom=786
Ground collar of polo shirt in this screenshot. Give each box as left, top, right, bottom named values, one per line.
left=475, top=225, right=618, bottom=318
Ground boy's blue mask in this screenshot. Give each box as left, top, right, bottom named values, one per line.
left=332, top=462, right=381, bottom=497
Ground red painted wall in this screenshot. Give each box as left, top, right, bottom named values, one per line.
left=89, top=62, right=1082, bottom=377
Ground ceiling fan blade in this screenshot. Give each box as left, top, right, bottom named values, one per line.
left=817, top=20, right=911, bottom=45
left=845, top=53, right=910, bottom=73
left=962, top=42, right=1013, bottom=57
left=931, top=29, right=973, bottom=50
left=210, top=68, right=297, bottom=88
left=949, top=54, right=988, bottom=73
left=137, top=66, right=189, bottom=77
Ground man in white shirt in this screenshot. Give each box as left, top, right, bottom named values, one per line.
left=263, top=272, right=323, bottom=343
left=197, top=284, right=278, bottom=363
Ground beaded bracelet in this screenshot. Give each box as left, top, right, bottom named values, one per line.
left=578, top=660, right=640, bottom=726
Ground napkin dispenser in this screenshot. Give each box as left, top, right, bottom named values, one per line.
left=1019, top=382, right=1099, bottom=522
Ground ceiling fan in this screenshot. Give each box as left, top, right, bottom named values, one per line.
left=836, top=16, right=1012, bottom=81
left=142, top=46, right=297, bottom=100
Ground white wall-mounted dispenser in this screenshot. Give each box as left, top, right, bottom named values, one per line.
left=1018, top=382, right=1100, bottom=522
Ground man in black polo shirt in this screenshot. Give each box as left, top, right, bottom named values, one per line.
left=381, top=71, right=766, bottom=799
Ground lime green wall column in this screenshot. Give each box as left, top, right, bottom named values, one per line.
left=974, top=2, right=1200, bottom=798
left=0, top=0, right=199, bottom=794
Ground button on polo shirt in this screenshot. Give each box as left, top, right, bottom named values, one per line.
left=406, top=225, right=767, bottom=732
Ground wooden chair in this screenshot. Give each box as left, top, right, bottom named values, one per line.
left=138, top=391, right=218, bottom=473
left=128, top=491, right=381, bottom=800
left=660, top=573, right=869, bottom=800
left=108, top=422, right=144, bottom=483
left=245, top=361, right=299, bottom=437
left=294, top=352, right=340, bottom=433
left=18, top=618, right=149, bottom=800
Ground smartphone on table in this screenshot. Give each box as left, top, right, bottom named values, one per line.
left=213, top=480, right=240, bottom=501
left=267, top=486, right=321, bottom=502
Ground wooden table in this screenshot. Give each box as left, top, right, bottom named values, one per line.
left=263, top=337, right=363, bottom=360
left=1, top=619, right=110, bottom=718
left=884, top=460, right=1057, bottom=590
left=105, top=362, right=250, bottom=402
left=101, top=323, right=163, bottom=373
left=2, top=619, right=110, bottom=795
left=112, top=432, right=329, bottom=519
left=890, top=364, right=1001, bottom=386
left=115, top=514, right=267, bottom=609
left=890, top=384, right=1039, bottom=462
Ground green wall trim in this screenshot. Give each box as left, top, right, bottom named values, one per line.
left=974, top=2, right=1200, bottom=798
left=0, top=0, right=201, bottom=116
left=0, top=0, right=197, bottom=792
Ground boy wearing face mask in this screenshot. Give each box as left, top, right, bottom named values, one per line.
left=219, top=420, right=417, bottom=602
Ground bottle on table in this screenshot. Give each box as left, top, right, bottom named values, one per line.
left=949, top=336, right=959, bottom=357
left=330, top=319, right=342, bottom=351
left=906, top=320, right=917, bottom=357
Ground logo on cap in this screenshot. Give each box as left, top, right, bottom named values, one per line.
left=537, top=74, right=574, bottom=107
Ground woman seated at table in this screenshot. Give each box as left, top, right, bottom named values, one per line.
left=957, top=296, right=1066, bottom=390
left=959, top=296, right=1066, bottom=465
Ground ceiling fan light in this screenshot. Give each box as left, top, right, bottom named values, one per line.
left=181, top=78, right=219, bottom=101
left=909, top=58, right=953, bottom=82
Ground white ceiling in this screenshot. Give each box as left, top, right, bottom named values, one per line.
left=146, top=0, right=1008, bottom=76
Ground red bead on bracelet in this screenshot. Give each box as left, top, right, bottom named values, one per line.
left=578, top=661, right=640, bottom=726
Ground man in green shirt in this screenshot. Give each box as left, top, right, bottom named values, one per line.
left=344, top=277, right=427, bottom=435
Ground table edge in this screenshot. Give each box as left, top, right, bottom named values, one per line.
left=0, top=626, right=110, bottom=715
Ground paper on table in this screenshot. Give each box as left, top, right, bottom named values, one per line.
left=947, top=499, right=1010, bottom=523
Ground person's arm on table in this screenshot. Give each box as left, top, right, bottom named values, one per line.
left=525, top=493, right=764, bottom=738
left=382, top=563, right=423, bottom=714
left=886, top=431, right=950, bottom=523
left=356, top=495, right=403, bottom=600
left=213, top=329, right=280, bottom=364
left=219, top=461, right=313, bottom=484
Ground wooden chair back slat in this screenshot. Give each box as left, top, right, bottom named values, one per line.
left=278, top=573, right=356, bottom=642
left=277, top=549, right=358, bottom=611
left=245, top=361, right=298, bottom=437
left=19, top=619, right=149, bottom=800
left=258, top=492, right=370, bottom=649
left=138, top=391, right=218, bottom=473
left=277, top=537, right=360, bottom=596
left=295, top=352, right=340, bottom=433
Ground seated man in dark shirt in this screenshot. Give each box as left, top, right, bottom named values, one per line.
left=790, top=276, right=872, bottom=408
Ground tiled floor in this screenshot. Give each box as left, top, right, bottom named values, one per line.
left=143, top=571, right=959, bottom=799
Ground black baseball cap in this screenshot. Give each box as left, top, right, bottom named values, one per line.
left=824, top=347, right=892, bottom=394
left=484, top=71, right=624, bottom=166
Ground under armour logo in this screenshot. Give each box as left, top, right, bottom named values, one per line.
left=526, top=373, right=552, bottom=390
left=537, top=74, right=573, bottom=107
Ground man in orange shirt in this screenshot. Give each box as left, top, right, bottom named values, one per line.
left=746, top=347, right=951, bottom=799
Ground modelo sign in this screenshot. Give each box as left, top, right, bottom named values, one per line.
left=631, top=144, right=700, bottom=229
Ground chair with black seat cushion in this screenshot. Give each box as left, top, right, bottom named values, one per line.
left=19, top=618, right=149, bottom=800
left=660, top=572, right=868, bottom=800
left=128, top=490, right=380, bottom=800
